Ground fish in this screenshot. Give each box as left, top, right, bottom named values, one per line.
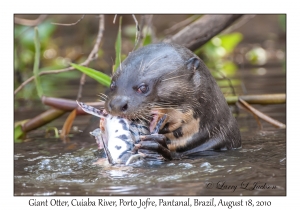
left=77, top=101, right=166, bottom=165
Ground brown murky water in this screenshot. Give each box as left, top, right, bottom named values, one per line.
left=14, top=130, right=286, bottom=196
left=14, top=66, right=286, bottom=196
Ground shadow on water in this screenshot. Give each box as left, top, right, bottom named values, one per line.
left=14, top=64, right=286, bottom=196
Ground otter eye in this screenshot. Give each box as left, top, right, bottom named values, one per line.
left=110, top=81, right=116, bottom=91
left=137, top=84, right=149, bottom=94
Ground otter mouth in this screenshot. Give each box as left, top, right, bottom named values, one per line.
left=125, top=111, right=164, bottom=133
left=106, top=109, right=166, bottom=133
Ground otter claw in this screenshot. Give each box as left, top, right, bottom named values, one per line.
left=151, top=114, right=167, bottom=134
left=134, top=114, right=172, bottom=161
left=135, top=137, right=172, bottom=160
left=141, top=134, right=169, bottom=148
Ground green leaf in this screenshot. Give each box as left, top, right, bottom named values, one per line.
left=219, top=33, right=243, bottom=54
left=33, top=27, right=43, bottom=98
left=45, top=127, right=59, bottom=138
left=222, top=61, right=237, bottom=76
left=143, top=33, right=152, bottom=46
left=14, top=124, right=25, bottom=142
left=70, top=63, right=111, bottom=87
left=114, top=16, right=122, bottom=72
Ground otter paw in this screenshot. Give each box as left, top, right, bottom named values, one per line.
left=135, top=134, right=172, bottom=160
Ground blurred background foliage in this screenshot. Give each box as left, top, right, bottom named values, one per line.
left=14, top=14, right=286, bottom=141
left=14, top=14, right=286, bottom=109
left=14, top=19, right=81, bottom=102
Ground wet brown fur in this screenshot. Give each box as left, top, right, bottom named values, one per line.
left=104, top=43, right=241, bottom=157
left=153, top=109, right=200, bottom=151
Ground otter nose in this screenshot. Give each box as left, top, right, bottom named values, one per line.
left=109, top=96, right=129, bottom=113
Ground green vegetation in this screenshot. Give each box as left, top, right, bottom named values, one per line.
left=14, top=19, right=80, bottom=102
left=33, top=27, right=43, bottom=98
left=70, top=63, right=111, bottom=87
left=15, top=15, right=286, bottom=141
left=195, top=32, right=243, bottom=78
left=113, top=17, right=123, bottom=72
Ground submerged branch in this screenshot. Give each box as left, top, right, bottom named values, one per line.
left=16, top=91, right=286, bottom=138
left=19, top=97, right=104, bottom=136
left=236, top=102, right=262, bottom=129
left=226, top=94, right=286, bottom=105
left=238, top=98, right=286, bottom=129
left=22, top=109, right=66, bottom=133
left=42, top=96, right=104, bottom=112
left=60, top=109, right=77, bottom=142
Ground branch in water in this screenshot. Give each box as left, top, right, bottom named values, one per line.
left=237, top=98, right=286, bottom=129
left=226, top=94, right=286, bottom=105
left=22, top=108, right=66, bottom=133
left=17, top=97, right=105, bottom=139
left=42, top=96, right=104, bottom=112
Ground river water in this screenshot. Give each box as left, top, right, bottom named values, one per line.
left=14, top=65, right=286, bottom=196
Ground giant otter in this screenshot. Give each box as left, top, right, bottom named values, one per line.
left=104, top=43, right=241, bottom=159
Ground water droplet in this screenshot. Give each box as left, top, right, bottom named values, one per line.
left=41, top=159, right=51, bottom=165
left=178, top=163, right=193, bottom=169
left=200, top=162, right=211, bottom=168
left=167, top=163, right=175, bottom=167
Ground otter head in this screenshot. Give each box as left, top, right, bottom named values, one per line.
left=104, top=43, right=202, bottom=123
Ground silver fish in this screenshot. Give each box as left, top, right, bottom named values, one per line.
left=77, top=101, right=162, bottom=165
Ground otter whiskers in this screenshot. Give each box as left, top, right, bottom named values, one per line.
left=98, top=93, right=108, bottom=102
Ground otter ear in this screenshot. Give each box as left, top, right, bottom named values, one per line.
left=186, top=57, right=200, bottom=71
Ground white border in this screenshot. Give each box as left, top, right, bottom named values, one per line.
left=4, top=0, right=296, bottom=209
